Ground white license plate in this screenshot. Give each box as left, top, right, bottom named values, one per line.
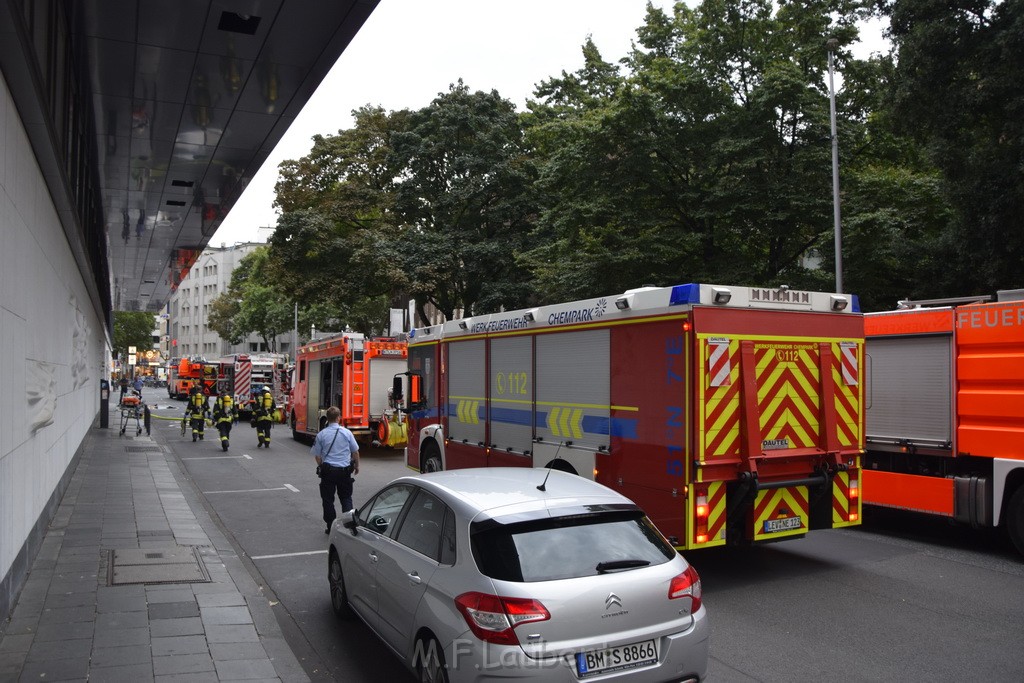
left=575, top=639, right=658, bottom=678
left=764, top=516, right=802, bottom=533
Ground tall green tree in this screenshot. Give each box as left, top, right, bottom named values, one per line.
left=388, top=81, right=538, bottom=321
left=208, top=248, right=294, bottom=352
left=880, top=0, right=1024, bottom=293
left=271, top=106, right=408, bottom=333
left=521, top=0, right=873, bottom=302
left=113, top=311, right=155, bottom=364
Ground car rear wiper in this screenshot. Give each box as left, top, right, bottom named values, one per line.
left=596, top=559, right=651, bottom=573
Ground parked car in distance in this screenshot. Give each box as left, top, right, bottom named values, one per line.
left=328, top=467, right=709, bottom=682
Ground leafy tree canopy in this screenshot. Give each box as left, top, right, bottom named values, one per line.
left=113, top=311, right=155, bottom=364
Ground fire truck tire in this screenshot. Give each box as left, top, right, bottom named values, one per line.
left=1007, top=486, right=1024, bottom=556
left=421, top=445, right=442, bottom=473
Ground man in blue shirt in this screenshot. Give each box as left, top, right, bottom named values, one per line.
left=312, top=406, right=361, bottom=534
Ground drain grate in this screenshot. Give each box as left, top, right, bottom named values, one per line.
left=107, top=546, right=211, bottom=585
left=125, top=446, right=162, bottom=453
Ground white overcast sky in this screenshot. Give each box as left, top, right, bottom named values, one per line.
left=211, top=0, right=887, bottom=246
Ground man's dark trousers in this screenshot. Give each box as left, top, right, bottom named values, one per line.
left=319, top=464, right=354, bottom=526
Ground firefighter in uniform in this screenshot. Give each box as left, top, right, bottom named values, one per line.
left=213, top=388, right=236, bottom=451
left=187, top=384, right=209, bottom=442
left=255, top=385, right=276, bottom=448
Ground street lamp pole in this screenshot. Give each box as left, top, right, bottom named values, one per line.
left=292, top=301, right=298, bottom=361
left=827, top=37, right=843, bottom=294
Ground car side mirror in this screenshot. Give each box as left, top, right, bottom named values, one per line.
left=340, top=509, right=358, bottom=535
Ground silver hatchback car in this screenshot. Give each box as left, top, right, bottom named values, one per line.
left=328, top=468, right=709, bottom=682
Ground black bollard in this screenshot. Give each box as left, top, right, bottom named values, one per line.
left=100, top=379, right=110, bottom=428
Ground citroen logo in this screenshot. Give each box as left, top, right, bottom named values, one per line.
left=605, top=592, right=622, bottom=610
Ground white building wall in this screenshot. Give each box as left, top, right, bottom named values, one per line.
left=0, top=72, right=108, bottom=595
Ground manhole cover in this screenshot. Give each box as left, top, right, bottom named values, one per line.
left=108, top=546, right=211, bottom=585
left=125, top=446, right=161, bottom=453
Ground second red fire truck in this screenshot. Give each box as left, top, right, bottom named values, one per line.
left=290, top=333, right=408, bottom=446
left=399, top=282, right=865, bottom=551
left=863, top=291, right=1024, bottom=555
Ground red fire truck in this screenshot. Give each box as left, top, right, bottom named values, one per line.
left=169, top=356, right=209, bottom=399
left=216, top=353, right=288, bottom=421
left=290, top=334, right=408, bottom=446
left=863, top=291, right=1024, bottom=555
left=400, top=283, right=864, bottom=551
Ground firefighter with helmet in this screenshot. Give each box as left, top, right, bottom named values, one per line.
left=212, top=386, right=236, bottom=451
left=255, top=385, right=277, bottom=448
left=186, top=384, right=209, bottom=442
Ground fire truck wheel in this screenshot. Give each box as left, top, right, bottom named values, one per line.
left=421, top=446, right=442, bottom=473
left=1007, top=486, right=1024, bottom=556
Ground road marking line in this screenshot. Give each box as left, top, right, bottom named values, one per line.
left=242, top=454, right=253, bottom=460
left=283, top=484, right=299, bottom=492
left=250, top=549, right=328, bottom=560
left=204, top=487, right=289, bottom=494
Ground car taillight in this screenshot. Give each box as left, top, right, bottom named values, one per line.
left=668, top=565, right=702, bottom=612
left=454, top=592, right=550, bottom=646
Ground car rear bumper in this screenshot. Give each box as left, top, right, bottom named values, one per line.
left=445, top=608, right=709, bottom=682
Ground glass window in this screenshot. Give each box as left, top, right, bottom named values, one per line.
left=395, top=489, right=448, bottom=561
left=358, top=485, right=414, bottom=536
left=472, top=511, right=675, bottom=582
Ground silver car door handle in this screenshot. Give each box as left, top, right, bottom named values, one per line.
left=407, top=572, right=422, bottom=585
left=369, top=552, right=378, bottom=563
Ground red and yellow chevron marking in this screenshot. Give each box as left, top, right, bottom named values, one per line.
left=687, top=481, right=727, bottom=549
left=755, top=345, right=821, bottom=449
left=701, top=339, right=741, bottom=461
left=832, top=469, right=862, bottom=528
left=832, top=342, right=863, bottom=449
left=752, top=486, right=809, bottom=542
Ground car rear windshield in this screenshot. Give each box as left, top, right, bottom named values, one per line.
left=471, top=511, right=676, bottom=582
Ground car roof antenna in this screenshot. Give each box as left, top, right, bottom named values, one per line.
left=537, top=441, right=565, bottom=492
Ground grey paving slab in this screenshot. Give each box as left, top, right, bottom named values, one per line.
left=204, top=624, right=260, bottom=643
left=208, top=642, right=269, bottom=662
left=145, top=588, right=197, bottom=603
left=43, top=591, right=95, bottom=609
left=26, top=636, right=92, bottom=661
left=155, top=672, right=219, bottom=683
left=88, top=662, right=155, bottom=682
left=0, top=651, right=26, bottom=678
left=38, top=604, right=96, bottom=624
left=150, top=617, right=204, bottom=638
left=96, top=610, right=150, bottom=630
left=33, top=620, right=94, bottom=642
left=0, top=633, right=33, bottom=654
left=153, top=652, right=216, bottom=675
left=93, top=626, right=151, bottom=648
left=17, top=655, right=90, bottom=682
left=148, top=601, right=200, bottom=619
left=89, top=643, right=152, bottom=668
left=195, top=592, right=246, bottom=608
left=213, top=658, right=277, bottom=680
left=200, top=606, right=253, bottom=626
left=97, top=592, right=148, bottom=613
left=151, top=634, right=210, bottom=657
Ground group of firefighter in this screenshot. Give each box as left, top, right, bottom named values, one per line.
left=185, top=384, right=277, bottom=451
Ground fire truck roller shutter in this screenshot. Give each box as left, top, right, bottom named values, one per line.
left=536, top=329, right=610, bottom=458
left=306, top=360, right=322, bottom=432
left=448, top=339, right=486, bottom=447
left=489, top=336, right=533, bottom=456
left=369, top=358, right=406, bottom=417
left=866, top=335, right=953, bottom=446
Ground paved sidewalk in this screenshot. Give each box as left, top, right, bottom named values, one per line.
left=0, top=422, right=310, bottom=682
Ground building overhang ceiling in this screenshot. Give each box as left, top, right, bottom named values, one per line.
left=2, top=0, right=378, bottom=315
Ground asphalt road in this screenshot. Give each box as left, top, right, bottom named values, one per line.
left=149, top=401, right=1024, bottom=683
